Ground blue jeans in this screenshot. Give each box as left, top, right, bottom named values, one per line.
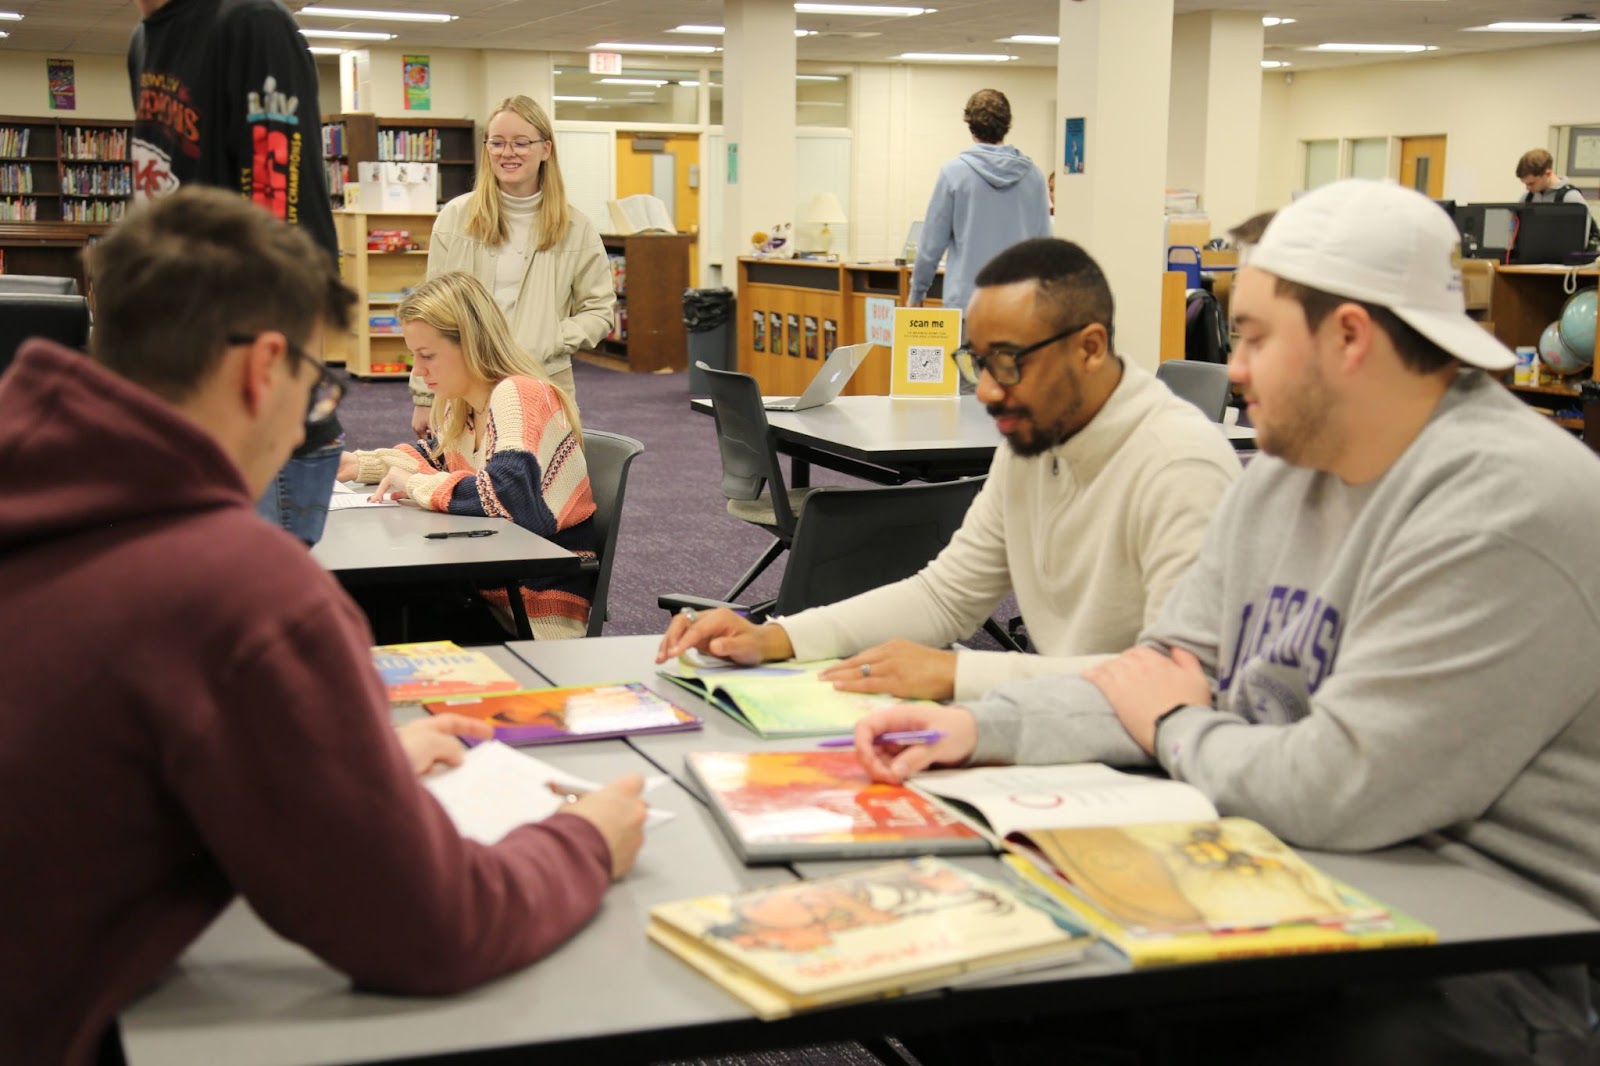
left=255, top=441, right=342, bottom=547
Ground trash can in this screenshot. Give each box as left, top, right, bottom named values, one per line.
left=683, top=287, right=735, bottom=392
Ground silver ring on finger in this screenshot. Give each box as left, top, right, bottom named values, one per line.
left=860, top=663, right=871, bottom=678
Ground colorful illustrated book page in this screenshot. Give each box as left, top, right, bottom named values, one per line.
left=423, top=683, right=701, bottom=745
left=372, top=641, right=521, bottom=702
left=687, top=750, right=989, bottom=862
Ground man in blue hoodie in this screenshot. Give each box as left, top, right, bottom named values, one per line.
left=910, top=89, right=1051, bottom=313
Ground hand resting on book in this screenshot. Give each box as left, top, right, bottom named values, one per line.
left=852, top=704, right=978, bottom=785
left=397, top=713, right=494, bottom=775
left=656, top=607, right=794, bottom=666
left=818, top=639, right=959, bottom=702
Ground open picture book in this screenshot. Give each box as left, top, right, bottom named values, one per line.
left=607, top=194, right=676, bottom=235
left=658, top=656, right=933, bottom=738
left=647, top=856, right=1090, bottom=1020
left=686, top=750, right=989, bottom=863
left=423, top=683, right=701, bottom=746
left=904, top=764, right=1434, bottom=966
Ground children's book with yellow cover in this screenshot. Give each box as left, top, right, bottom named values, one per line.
left=1002, top=818, right=1436, bottom=967
left=657, top=657, right=935, bottom=738
left=648, top=856, right=1090, bottom=1019
left=372, top=641, right=521, bottom=703
left=422, top=683, right=701, bottom=746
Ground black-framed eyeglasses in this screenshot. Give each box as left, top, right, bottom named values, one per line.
left=483, top=137, right=545, bottom=153
left=226, top=333, right=344, bottom=426
left=950, top=322, right=1093, bottom=386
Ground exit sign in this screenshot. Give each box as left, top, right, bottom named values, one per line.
left=589, top=52, right=623, bottom=75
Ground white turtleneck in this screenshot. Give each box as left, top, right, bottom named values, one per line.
left=493, top=189, right=541, bottom=317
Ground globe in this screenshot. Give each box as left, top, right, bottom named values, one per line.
left=1538, top=320, right=1590, bottom=375
left=1558, top=288, right=1598, bottom=361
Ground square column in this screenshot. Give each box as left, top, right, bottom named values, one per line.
left=1169, top=12, right=1264, bottom=238
left=723, top=0, right=797, bottom=280
left=1054, top=0, right=1175, bottom=369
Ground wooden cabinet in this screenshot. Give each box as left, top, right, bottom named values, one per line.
left=1490, top=265, right=1600, bottom=432
left=333, top=210, right=437, bottom=379
left=321, top=113, right=476, bottom=211
left=594, top=233, right=694, bottom=373
left=735, top=257, right=944, bottom=395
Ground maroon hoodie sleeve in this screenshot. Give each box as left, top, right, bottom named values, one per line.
left=160, top=593, right=613, bottom=993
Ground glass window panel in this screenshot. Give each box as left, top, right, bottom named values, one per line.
left=1349, top=137, right=1388, bottom=180
left=1303, top=139, right=1339, bottom=190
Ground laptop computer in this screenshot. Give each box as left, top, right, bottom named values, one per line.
left=763, top=343, right=870, bottom=412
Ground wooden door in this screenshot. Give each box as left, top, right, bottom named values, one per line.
left=1399, top=136, right=1447, bottom=198
left=614, top=133, right=701, bottom=281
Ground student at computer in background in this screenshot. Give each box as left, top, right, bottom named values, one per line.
left=0, top=189, right=646, bottom=1066
left=340, top=271, right=598, bottom=642
left=852, top=179, right=1600, bottom=1064
left=659, top=238, right=1242, bottom=701
left=1516, top=147, right=1590, bottom=206
left=908, top=89, right=1051, bottom=313
left=409, top=94, right=616, bottom=435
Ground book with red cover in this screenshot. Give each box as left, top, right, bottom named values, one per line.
left=423, top=683, right=702, bottom=745
left=686, top=750, right=992, bottom=864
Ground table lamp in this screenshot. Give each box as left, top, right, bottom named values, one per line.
left=803, top=192, right=848, bottom=255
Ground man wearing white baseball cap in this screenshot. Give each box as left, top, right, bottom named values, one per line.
left=852, top=179, right=1600, bottom=1062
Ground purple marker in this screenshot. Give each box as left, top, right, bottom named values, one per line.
left=816, top=730, right=945, bottom=748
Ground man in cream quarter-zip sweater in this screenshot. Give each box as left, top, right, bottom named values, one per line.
left=660, top=239, right=1242, bottom=702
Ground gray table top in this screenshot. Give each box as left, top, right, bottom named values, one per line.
left=119, top=635, right=1600, bottom=1064
left=311, top=503, right=577, bottom=583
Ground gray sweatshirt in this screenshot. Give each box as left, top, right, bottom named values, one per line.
left=968, top=370, right=1600, bottom=923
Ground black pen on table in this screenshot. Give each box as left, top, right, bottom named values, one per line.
left=423, top=529, right=498, bottom=539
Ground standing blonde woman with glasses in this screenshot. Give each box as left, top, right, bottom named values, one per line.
left=409, top=95, right=615, bottom=435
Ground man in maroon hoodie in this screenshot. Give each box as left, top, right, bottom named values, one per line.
left=0, top=187, right=646, bottom=1066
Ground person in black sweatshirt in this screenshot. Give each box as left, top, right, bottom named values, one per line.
left=129, top=0, right=344, bottom=545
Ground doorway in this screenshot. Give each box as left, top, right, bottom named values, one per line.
left=616, top=132, right=701, bottom=281
left=1400, top=136, right=1447, bottom=198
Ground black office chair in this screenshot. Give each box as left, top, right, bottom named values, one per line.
left=1155, top=358, right=1231, bottom=422
left=578, top=429, right=645, bottom=638
left=0, top=274, right=80, bottom=296
left=660, top=478, right=1024, bottom=658
left=697, top=362, right=817, bottom=602
left=0, top=292, right=92, bottom=376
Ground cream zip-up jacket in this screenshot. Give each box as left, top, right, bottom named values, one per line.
left=411, top=192, right=616, bottom=406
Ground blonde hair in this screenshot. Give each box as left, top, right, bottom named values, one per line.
left=399, top=272, right=583, bottom=456
left=464, top=95, right=570, bottom=252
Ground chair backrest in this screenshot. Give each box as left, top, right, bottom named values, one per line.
left=0, top=274, right=80, bottom=296
left=580, top=429, right=646, bottom=638
left=771, top=477, right=985, bottom=616
left=1183, top=288, right=1229, bottom=364
left=1155, top=358, right=1231, bottom=422
left=0, top=293, right=92, bottom=376
left=697, top=362, right=799, bottom=532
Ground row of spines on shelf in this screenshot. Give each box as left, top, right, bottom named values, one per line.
left=0, top=126, right=130, bottom=161
left=0, top=196, right=37, bottom=220
left=1, top=163, right=135, bottom=196
left=322, top=123, right=347, bottom=158
left=377, top=128, right=445, bottom=162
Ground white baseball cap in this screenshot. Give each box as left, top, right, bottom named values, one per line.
left=1249, top=179, right=1515, bottom=371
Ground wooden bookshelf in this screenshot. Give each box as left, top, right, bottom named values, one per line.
left=0, top=116, right=131, bottom=289
left=333, top=210, right=438, bottom=379
left=322, top=113, right=476, bottom=210
left=595, top=233, right=694, bottom=373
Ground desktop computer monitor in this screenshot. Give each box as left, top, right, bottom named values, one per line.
left=1509, top=202, right=1591, bottom=265
left=1455, top=202, right=1521, bottom=260
left=1432, top=198, right=1457, bottom=221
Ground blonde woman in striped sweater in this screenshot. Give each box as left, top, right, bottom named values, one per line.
left=340, top=271, right=597, bottom=639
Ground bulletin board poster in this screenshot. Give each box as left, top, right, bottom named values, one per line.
left=47, top=58, right=75, bottom=111
left=890, top=307, right=961, bottom=397
left=1064, top=117, right=1085, bottom=174
left=403, top=55, right=431, bottom=111
left=865, top=296, right=896, bottom=347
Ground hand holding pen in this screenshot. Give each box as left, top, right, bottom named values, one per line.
left=848, top=705, right=980, bottom=786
